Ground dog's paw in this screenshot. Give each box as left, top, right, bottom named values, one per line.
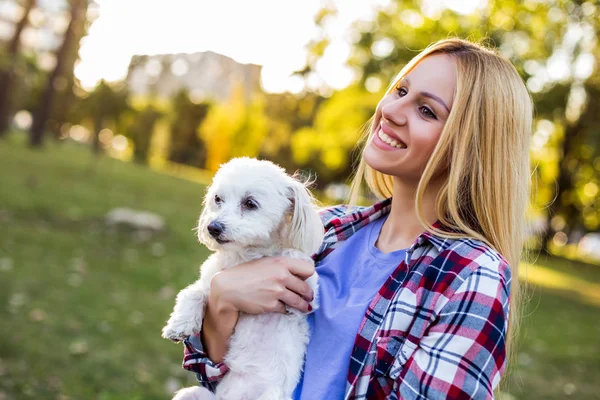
left=161, top=321, right=197, bottom=343
left=161, top=325, right=187, bottom=343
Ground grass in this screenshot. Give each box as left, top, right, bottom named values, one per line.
left=1, top=132, right=599, bottom=399
left=0, top=133, right=209, bottom=399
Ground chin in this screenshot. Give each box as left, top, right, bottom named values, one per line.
left=363, top=141, right=399, bottom=176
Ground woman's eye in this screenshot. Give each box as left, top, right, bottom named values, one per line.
left=214, top=195, right=223, bottom=204
left=420, top=106, right=437, bottom=119
left=397, top=87, right=408, bottom=97
left=244, top=198, right=258, bottom=210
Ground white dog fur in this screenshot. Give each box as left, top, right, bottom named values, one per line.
left=162, top=157, right=324, bottom=400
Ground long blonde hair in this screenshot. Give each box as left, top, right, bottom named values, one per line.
left=349, top=38, right=532, bottom=372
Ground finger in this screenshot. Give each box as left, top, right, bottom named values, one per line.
left=273, top=300, right=286, bottom=314
left=279, top=258, right=314, bottom=280
left=279, top=290, right=310, bottom=313
left=283, top=274, right=314, bottom=302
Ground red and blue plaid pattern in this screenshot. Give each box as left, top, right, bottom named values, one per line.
left=183, top=198, right=511, bottom=399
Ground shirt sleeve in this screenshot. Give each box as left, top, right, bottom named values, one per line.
left=182, top=332, right=230, bottom=392
left=396, top=260, right=511, bottom=399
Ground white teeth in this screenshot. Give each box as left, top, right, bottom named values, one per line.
left=378, top=129, right=406, bottom=149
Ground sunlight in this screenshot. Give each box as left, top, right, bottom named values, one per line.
left=521, top=263, right=600, bottom=308
left=76, top=0, right=322, bottom=92
left=76, top=0, right=485, bottom=93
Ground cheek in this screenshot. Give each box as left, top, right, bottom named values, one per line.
left=412, top=121, right=443, bottom=153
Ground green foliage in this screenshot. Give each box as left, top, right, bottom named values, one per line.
left=198, top=82, right=268, bottom=172
left=290, top=85, right=380, bottom=182
left=69, top=80, right=131, bottom=152
left=167, top=89, right=211, bottom=168
left=128, top=105, right=163, bottom=164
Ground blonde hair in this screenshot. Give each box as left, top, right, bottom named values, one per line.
left=349, top=38, right=532, bottom=374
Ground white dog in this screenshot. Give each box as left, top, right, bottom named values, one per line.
left=162, top=157, right=324, bottom=400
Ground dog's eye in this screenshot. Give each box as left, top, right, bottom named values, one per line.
left=243, top=198, right=259, bottom=210
left=214, top=195, right=223, bottom=205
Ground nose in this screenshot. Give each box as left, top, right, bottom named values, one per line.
left=207, top=221, right=225, bottom=238
left=381, top=98, right=408, bottom=127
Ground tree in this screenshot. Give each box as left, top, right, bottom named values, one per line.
left=72, top=80, right=130, bottom=154
left=258, top=91, right=324, bottom=177
left=0, top=0, right=37, bottom=135
left=29, top=0, right=89, bottom=147
left=167, top=89, right=211, bottom=168
left=128, top=105, right=162, bottom=164
left=199, top=82, right=268, bottom=172
left=290, top=84, right=380, bottom=185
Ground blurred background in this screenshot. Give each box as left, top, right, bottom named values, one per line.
left=0, top=0, right=599, bottom=399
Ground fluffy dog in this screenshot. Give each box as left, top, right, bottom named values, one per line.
left=162, top=157, right=324, bottom=400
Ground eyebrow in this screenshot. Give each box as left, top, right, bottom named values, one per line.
left=401, top=77, right=451, bottom=113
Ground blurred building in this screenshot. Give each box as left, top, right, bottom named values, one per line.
left=125, top=51, right=262, bottom=102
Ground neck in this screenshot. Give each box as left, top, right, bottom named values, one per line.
left=376, top=176, right=443, bottom=252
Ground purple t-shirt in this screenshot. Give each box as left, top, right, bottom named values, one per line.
left=293, top=215, right=406, bottom=399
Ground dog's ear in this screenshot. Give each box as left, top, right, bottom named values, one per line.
left=286, top=179, right=324, bottom=255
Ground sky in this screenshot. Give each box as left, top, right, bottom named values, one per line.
left=75, top=0, right=484, bottom=93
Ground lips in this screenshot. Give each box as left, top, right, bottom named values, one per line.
left=374, top=122, right=406, bottom=150
left=379, top=121, right=406, bottom=147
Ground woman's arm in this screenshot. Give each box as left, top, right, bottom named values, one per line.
left=395, top=261, right=511, bottom=399
left=201, top=288, right=239, bottom=363
left=183, top=256, right=316, bottom=385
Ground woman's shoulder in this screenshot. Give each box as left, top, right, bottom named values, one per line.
left=428, top=235, right=512, bottom=293
left=316, top=204, right=361, bottom=226
left=317, top=198, right=392, bottom=228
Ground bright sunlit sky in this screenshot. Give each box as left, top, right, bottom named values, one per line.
left=75, top=0, right=484, bottom=93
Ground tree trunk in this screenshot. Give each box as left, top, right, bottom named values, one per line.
left=92, top=115, right=103, bottom=154
left=541, top=85, right=599, bottom=252
left=29, top=0, right=88, bottom=148
left=0, top=0, right=36, bottom=135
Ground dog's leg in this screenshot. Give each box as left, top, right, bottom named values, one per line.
left=162, top=255, right=223, bottom=342
left=162, top=279, right=209, bottom=342
left=172, top=386, right=215, bottom=400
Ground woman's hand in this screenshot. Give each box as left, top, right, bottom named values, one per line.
left=210, top=256, right=315, bottom=315
left=202, top=256, right=315, bottom=362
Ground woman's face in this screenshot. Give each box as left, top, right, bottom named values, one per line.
left=364, top=53, right=457, bottom=183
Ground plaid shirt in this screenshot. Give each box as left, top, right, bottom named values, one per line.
left=183, top=198, right=510, bottom=399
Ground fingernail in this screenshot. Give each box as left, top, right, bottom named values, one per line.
left=308, top=305, right=313, bottom=311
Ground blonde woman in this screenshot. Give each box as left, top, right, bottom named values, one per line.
left=181, top=38, right=532, bottom=399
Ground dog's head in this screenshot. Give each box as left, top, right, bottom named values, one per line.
left=197, top=157, right=324, bottom=255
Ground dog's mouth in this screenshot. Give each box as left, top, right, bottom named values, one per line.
left=215, top=238, right=231, bottom=245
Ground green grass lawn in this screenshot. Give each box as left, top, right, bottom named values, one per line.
left=1, top=133, right=599, bottom=399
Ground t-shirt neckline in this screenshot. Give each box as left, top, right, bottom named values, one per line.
left=367, top=215, right=408, bottom=262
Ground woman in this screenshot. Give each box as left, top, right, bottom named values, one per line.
left=182, top=38, right=532, bottom=399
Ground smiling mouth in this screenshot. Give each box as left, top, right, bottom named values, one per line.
left=377, top=128, right=406, bottom=149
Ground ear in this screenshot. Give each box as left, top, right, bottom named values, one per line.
left=286, top=179, right=324, bottom=255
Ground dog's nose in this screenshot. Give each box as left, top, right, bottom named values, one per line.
left=207, top=221, right=225, bottom=238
